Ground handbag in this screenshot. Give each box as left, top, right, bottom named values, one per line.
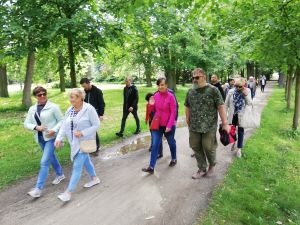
left=239, top=105, right=260, bottom=128
left=219, top=125, right=237, bottom=146
left=80, top=139, right=97, bottom=153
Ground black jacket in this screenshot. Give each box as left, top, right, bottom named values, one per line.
left=123, top=85, right=138, bottom=111
left=211, top=82, right=225, bottom=101
left=84, top=85, right=105, bottom=116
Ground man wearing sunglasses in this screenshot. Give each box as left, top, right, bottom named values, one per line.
left=185, top=68, right=230, bottom=179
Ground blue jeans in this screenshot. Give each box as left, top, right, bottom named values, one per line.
left=67, top=152, right=97, bottom=192
left=150, top=126, right=177, bottom=169
left=36, top=136, right=63, bottom=190
left=150, top=131, right=163, bottom=155
left=237, top=127, right=244, bottom=149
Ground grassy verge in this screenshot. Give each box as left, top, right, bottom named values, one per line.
left=199, top=87, right=300, bottom=225
left=0, top=85, right=190, bottom=190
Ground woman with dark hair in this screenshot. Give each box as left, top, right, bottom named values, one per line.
left=142, top=78, right=177, bottom=174
left=24, top=86, right=65, bottom=198
left=145, top=93, right=163, bottom=158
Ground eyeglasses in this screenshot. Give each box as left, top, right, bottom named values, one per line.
left=192, top=76, right=200, bottom=80
left=235, top=86, right=243, bottom=89
left=36, top=93, right=47, bottom=97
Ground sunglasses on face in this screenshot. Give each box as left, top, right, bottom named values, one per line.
left=235, top=86, right=243, bottom=89
left=192, top=76, right=200, bottom=80
left=36, top=93, right=47, bottom=97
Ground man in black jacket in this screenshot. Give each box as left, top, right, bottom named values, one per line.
left=116, top=77, right=140, bottom=137
left=80, top=78, right=105, bottom=155
left=210, top=74, right=226, bottom=101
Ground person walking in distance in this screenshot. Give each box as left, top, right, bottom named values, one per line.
left=185, top=68, right=230, bottom=179
left=24, top=86, right=65, bottom=198
left=80, top=78, right=105, bottom=156
left=210, top=74, right=226, bottom=101
left=116, top=76, right=141, bottom=137
left=260, top=75, right=267, bottom=92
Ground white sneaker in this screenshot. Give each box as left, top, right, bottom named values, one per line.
left=236, top=149, right=242, bottom=158
left=57, top=192, right=71, bottom=202
left=83, top=177, right=100, bottom=188
left=28, top=188, right=42, bottom=198
left=52, top=174, right=65, bottom=185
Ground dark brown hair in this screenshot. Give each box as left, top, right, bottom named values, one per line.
left=32, top=86, right=47, bottom=96
left=156, top=77, right=167, bottom=86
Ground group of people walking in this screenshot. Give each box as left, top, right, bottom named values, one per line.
left=24, top=68, right=265, bottom=202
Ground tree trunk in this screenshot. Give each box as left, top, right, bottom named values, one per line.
left=58, top=50, right=66, bottom=92
left=278, top=72, right=286, bottom=88
left=67, top=32, right=76, bottom=88
left=246, top=61, right=254, bottom=79
left=143, top=58, right=152, bottom=87
left=292, top=66, right=300, bottom=130
left=286, top=65, right=294, bottom=109
left=0, top=64, right=9, bottom=97
left=254, top=63, right=259, bottom=79
left=240, top=67, right=244, bottom=78
left=22, top=51, right=35, bottom=107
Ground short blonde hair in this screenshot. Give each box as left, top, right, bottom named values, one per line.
left=69, top=88, right=86, bottom=101
left=235, top=77, right=246, bottom=86
left=192, top=68, right=206, bottom=77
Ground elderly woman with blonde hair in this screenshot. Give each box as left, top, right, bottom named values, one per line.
left=225, top=77, right=252, bottom=158
left=55, top=88, right=100, bottom=202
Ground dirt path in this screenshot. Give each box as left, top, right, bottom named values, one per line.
left=0, top=83, right=274, bottom=225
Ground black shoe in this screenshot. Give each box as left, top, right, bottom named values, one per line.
left=134, top=129, right=141, bottom=135
left=115, top=132, right=123, bottom=137
left=157, top=154, right=163, bottom=159
left=191, top=153, right=195, bottom=158
left=169, top=160, right=177, bottom=167
left=90, top=151, right=99, bottom=157
left=148, top=147, right=152, bottom=152
left=142, top=167, right=154, bottom=174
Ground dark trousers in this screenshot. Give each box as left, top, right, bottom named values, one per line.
left=120, top=110, right=140, bottom=134
left=96, top=132, right=100, bottom=151
left=232, top=114, right=245, bottom=149
left=261, top=85, right=265, bottom=92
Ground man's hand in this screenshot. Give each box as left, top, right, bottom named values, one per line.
left=36, top=125, right=47, bottom=132
left=47, top=130, right=55, bottom=138
left=128, top=107, right=133, bottom=112
left=222, top=123, right=231, bottom=133
left=99, top=116, right=104, bottom=121
left=54, top=140, right=63, bottom=149
left=74, top=130, right=83, bottom=138
left=165, top=128, right=172, bottom=133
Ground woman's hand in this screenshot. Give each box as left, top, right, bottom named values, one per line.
left=54, top=140, right=63, bottom=149
left=47, top=130, right=55, bottom=138
left=243, top=87, right=248, bottom=96
left=165, top=128, right=172, bottom=133
left=36, top=125, right=47, bottom=132
left=74, top=130, right=83, bottom=138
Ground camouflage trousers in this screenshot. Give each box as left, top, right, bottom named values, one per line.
left=189, top=129, right=218, bottom=172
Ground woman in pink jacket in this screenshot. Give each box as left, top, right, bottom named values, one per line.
left=142, top=78, right=177, bottom=174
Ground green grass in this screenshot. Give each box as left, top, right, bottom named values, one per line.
left=199, top=88, right=300, bottom=225
left=0, top=85, right=190, bottom=190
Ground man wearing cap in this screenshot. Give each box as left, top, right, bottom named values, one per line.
left=80, top=78, right=105, bottom=156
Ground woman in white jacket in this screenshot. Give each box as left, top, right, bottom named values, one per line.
left=24, top=86, right=65, bottom=198
left=225, top=78, right=252, bottom=158
left=55, top=88, right=100, bottom=202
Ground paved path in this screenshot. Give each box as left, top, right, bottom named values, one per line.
left=0, top=83, right=274, bottom=225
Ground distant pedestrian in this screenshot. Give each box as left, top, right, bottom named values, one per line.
left=224, top=78, right=235, bottom=98
left=142, top=78, right=177, bottom=174
left=185, top=68, right=230, bottom=179
left=260, top=75, right=267, bottom=92
left=247, top=76, right=257, bottom=99
left=80, top=78, right=105, bottom=156
left=225, top=78, right=252, bottom=158
left=24, top=86, right=65, bottom=198
left=210, top=74, right=226, bottom=101
left=55, top=89, right=100, bottom=202
left=145, top=93, right=163, bottom=158
left=116, top=76, right=140, bottom=137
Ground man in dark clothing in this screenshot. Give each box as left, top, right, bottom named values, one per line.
left=116, top=77, right=140, bottom=137
left=80, top=78, right=105, bottom=156
left=210, top=74, right=226, bottom=101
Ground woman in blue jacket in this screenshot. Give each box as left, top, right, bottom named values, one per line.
left=24, top=86, right=65, bottom=198
left=55, top=88, right=100, bottom=202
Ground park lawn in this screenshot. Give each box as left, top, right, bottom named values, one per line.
left=0, top=85, right=190, bottom=190
left=199, top=88, right=300, bottom=225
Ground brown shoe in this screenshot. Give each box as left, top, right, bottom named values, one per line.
left=192, top=170, right=206, bottom=179
left=90, top=151, right=99, bottom=157
left=205, top=165, right=215, bottom=177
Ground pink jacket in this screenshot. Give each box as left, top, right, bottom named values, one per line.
left=151, top=91, right=177, bottom=129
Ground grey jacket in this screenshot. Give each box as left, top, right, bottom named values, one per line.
left=24, top=101, right=63, bottom=143
left=225, top=88, right=252, bottom=124
left=56, top=102, right=100, bottom=161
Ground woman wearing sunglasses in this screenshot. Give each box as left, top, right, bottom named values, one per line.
left=24, top=86, right=65, bottom=198
left=225, top=78, right=252, bottom=158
